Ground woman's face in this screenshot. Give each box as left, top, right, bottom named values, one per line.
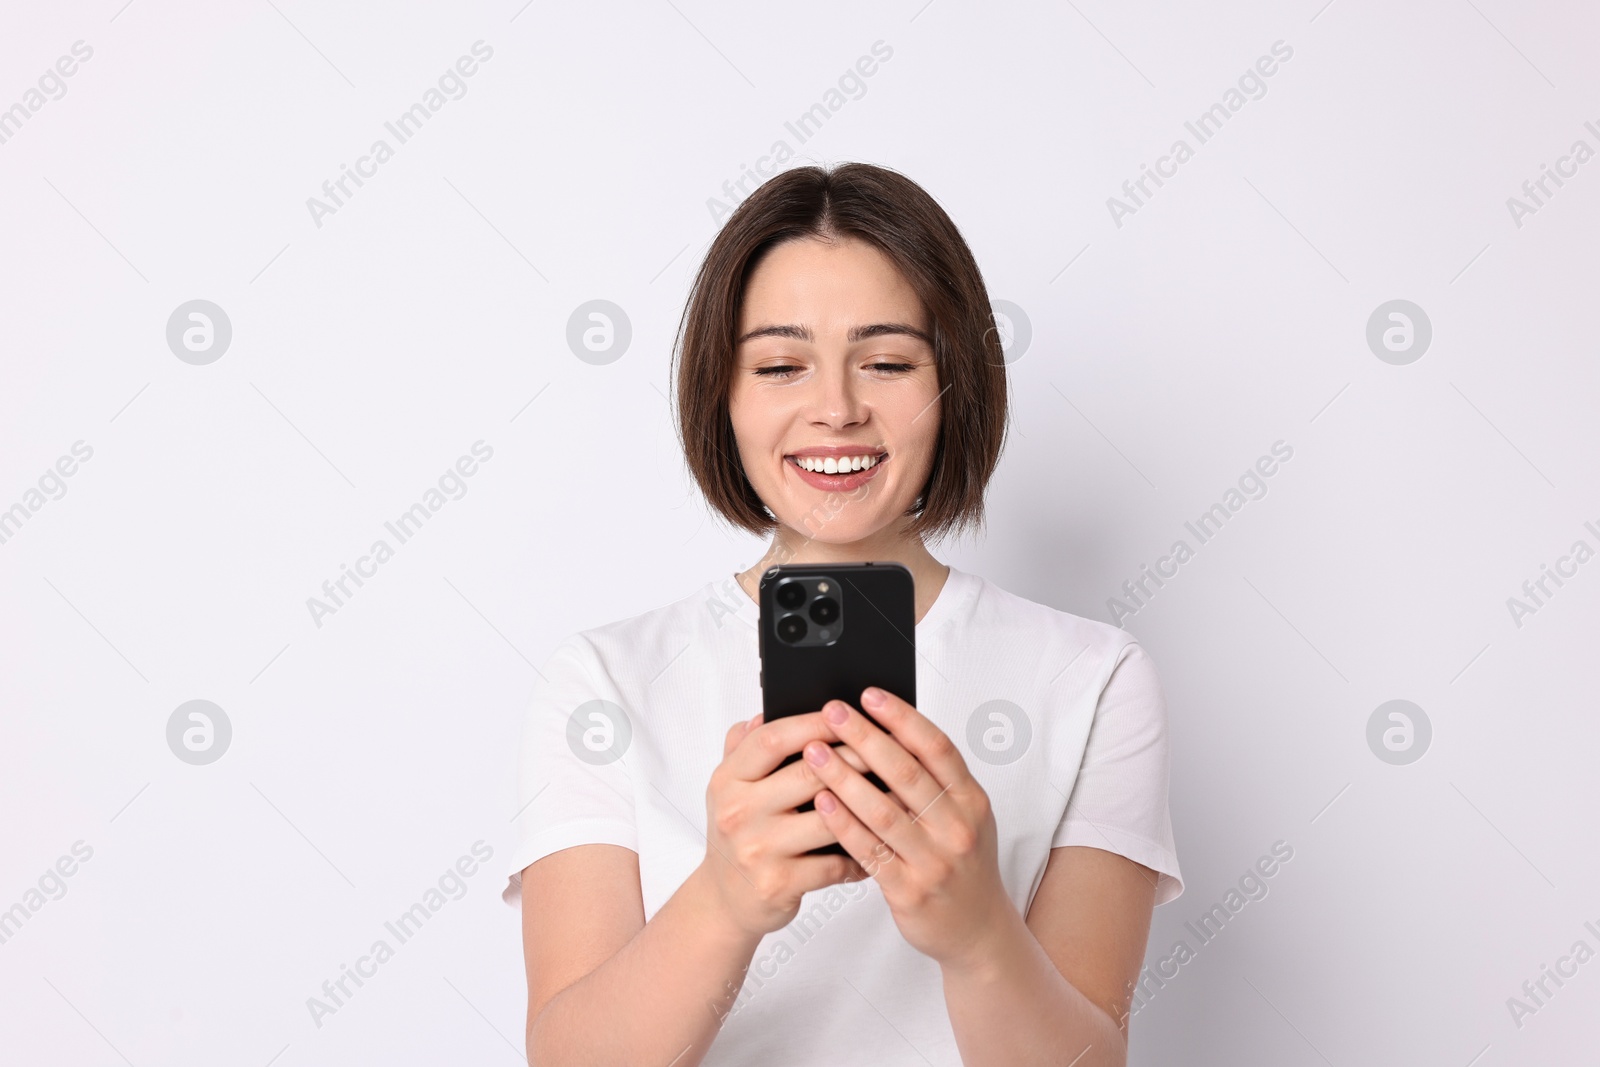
left=728, top=234, right=942, bottom=545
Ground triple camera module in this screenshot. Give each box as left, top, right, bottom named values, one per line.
left=772, top=576, right=844, bottom=646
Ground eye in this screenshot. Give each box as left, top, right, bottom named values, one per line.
left=753, top=365, right=801, bottom=378
left=868, top=362, right=916, bottom=374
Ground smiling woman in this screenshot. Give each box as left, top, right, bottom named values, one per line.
left=727, top=235, right=944, bottom=525
left=507, top=162, right=1183, bottom=1067
left=677, top=164, right=1005, bottom=563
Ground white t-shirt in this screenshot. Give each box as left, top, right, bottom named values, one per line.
left=504, top=565, right=1183, bottom=1066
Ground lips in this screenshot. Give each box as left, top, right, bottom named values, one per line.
left=785, top=451, right=888, bottom=491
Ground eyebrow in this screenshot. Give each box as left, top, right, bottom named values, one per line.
left=735, top=322, right=933, bottom=347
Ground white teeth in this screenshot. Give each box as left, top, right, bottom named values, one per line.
left=795, top=454, right=880, bottom=473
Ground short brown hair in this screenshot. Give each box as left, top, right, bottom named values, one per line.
left=670, top=162, right=1009, bottom=542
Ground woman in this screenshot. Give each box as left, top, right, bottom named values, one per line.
left=504, top=162, right=1183, bottom=1066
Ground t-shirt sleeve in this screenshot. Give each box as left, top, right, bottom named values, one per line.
left=502, top=634, right=639, bottom=907
left=1051, top=640, right=1184, bottom=906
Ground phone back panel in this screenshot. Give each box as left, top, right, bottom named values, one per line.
left=758, top=561, right=917, bottom=723
left=757, top=561, right=915, bottom=855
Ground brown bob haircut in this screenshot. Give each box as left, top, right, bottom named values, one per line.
left=670, top=162, right=1010, bottom=542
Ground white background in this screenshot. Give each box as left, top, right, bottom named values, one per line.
left=2, top=1, right=1597, bottom=1064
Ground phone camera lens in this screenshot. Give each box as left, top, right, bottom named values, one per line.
left=808, top=597, right=839, bottom=625
left=775, top=581, right=806, bottom=610
left=777, top=614, right=807, bottom=644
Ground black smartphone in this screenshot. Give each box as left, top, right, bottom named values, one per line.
left=757, top=561, right=917, bottom=856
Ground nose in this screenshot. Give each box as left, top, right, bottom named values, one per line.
left=804, top=359, right=868, bottom=430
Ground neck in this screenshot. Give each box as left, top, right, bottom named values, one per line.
left=735, top=522, right=950, bottom=625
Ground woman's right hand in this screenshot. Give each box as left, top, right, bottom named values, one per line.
left=702, top=711, right=871, bottom=938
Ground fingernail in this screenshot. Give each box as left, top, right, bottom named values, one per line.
left=816, top=792, right=837, bottom=814
left=805, top=742, right=830, bottom=766
left=861, top=687, right=885, bottom=709
left=824, top=702, right=848, bottom=725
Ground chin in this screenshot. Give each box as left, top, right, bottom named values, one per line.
left=774, top=510, right=889, bottom=543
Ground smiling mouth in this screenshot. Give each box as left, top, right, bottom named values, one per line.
left=783, top=451, right=890, bottom=489
left=785, top=451, right=888, bottom=475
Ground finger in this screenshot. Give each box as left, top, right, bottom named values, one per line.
left=790, top=850, right=870, bottom=896
left=787, top=739, right=875, bottom=776
left=835, top=744, right=871, bottom=775
left=723, top=715, right=756, bottom=759
left=732, top=710, right=848, bottom=781
left=753, top=750, right=909, bottom=815
left=782, top=739, right=873, bottom=775
left=765, top=807, right=865, bottom=859
left=812, top=746, right=909, bottom=811
left=853, top=687, right=973, bottom=792
left=802, top=737, right=931, bottom=869
left=813, top=789, right=898, bottom=885
left=818, top=698, right=948, bottom=822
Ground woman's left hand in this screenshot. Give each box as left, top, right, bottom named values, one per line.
left=803, top=686, right=1013, bottom=969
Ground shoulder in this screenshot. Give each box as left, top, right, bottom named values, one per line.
left=963, top=570, right=1147, bottom=685
left=543, top=580, right=723, bottom=686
